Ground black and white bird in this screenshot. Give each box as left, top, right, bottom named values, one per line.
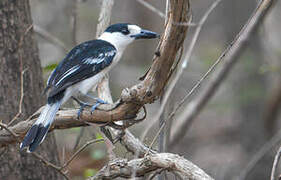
left=20, top=23, right=159, bottom=152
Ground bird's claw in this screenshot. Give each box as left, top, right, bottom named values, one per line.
left=72, top=96, right=107, bottom=117
left=77, top=102, right=91, bottom=119
left=90, top=98, right=108, bottom=114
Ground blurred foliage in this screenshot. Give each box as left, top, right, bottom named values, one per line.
left=95, top=132, right=103, bottom=140
left=91, top=149, right=106, bottom=160
left=259, top=64, right=280, bottom=74
left=83, top=168, right=98, bottom=178
left=43, top=63, right=58, bottom=72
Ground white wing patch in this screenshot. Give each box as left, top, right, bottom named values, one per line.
left=83, top=53, right=103, bottom=65
left=83, top=50, right=116, bottom=65
left=55, top=65, right=80, bottom=86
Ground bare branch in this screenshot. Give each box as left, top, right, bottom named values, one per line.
left=94, top=0, right=116, bottom=160
left=33, top=25, right=68, bottom=53
left=32, top=152, right=70, bottom=180
left=61, top=139, right=104, bottom=170
left=271, top=146, right=281, bottom=180
left=239, top=129, right=281, bottom=180
left=0, top=122, right=18, bottom=138
left=9, top=25, right=33, bottom=126
left=89, top=153, right=213, bottom=180
left=170, top=0, right=277, bottom=145
left=71, top=0, right=79, bottom=45
left=135, top=0, right=165, bottom=19
left=0, top=3, right=190, bottom=169
left=142, top=0, right=221, bottom=153
left=95, top=0, right=114, bottom=38
left=8, top=68, right=28, bottom=126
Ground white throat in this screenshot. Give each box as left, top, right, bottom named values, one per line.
left=98, top=32, right=134, bottom=52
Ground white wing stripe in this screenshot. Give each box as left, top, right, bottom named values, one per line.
left=55, top=65, right=80, bottom=86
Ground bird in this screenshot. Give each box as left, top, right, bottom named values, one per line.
left=20, top=23, right=159, bottom=152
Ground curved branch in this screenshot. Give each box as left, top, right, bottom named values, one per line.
left=0, top=0, right=190, bottom=152
left=89, top=153, right=213, bottom=180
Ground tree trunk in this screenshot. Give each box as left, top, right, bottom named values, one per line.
left=0, top=0, right=62, bottom=179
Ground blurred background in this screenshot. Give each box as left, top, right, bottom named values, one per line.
left=30, top=0, right=281, bottom=179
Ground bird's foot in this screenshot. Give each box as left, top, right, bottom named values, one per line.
left=72, top=97, right=91, bottom=119
left=90, top=98, right=108, bottom=114
left=72, top=96, right=108, bottom=117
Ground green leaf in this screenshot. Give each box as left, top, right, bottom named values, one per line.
left=43, top=63, right=58, bottom=71
left=95, top=133, right=103, bottom=140
left=84, top=169, right=97, bottom=178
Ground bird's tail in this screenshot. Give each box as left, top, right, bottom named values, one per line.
left=20, top=100, right=62, bottom=152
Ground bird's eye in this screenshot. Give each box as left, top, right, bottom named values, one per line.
left=121, top=29, right=129, bottom=35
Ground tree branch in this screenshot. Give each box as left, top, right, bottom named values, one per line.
left=170, top=0, right=277, bottom=145
left=0, top=0, right=190, bottom=156
left=89, top=153, right=213, bottom=180
left=271, top=146, right=281, bottom=180
left=33, top=25, right=68, bottom=53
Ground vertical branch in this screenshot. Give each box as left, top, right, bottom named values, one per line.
left=96, top=0, right=114, bottom=104
left=142, top=0, right=220, bottom=152
left=71, top=0, right=78, bottom=45
left=95, top=0, right=115, bottom=160
left=95, top=0, right=114, bottom=38
left=158, top=5, right=172, bottom=180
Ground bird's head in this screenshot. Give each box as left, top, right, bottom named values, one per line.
left=98, top=23, right=159, bottom=51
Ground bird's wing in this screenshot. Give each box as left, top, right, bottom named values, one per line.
left=46, top=40, right=116, bottom=98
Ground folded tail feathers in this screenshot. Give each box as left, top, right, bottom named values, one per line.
left=20, top=101, right=62, bottom=152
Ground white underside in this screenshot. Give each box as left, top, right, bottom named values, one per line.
left=61, top=52, right=122, bottom=104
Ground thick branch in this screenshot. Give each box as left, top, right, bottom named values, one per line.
left=0, top=0, right=190, bottom=150
left=89, top=153, right=213, bottom=180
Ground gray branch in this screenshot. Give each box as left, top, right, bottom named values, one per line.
left=89, top=153, right=214, bottom=180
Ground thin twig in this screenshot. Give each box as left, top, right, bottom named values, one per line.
left=142, top=0, right=222, bottom=154
left=170, top=0, right=277, bottom=145
left=33, top=25, right=68, bottom=53
left=271, top=146, right=281, bottom=180
left=9, top=25, right=33, bottom=126
left=72, top=127, right=85, bottom=151
left=32, top=152, right=70, bottom=180
left=8, top=68, right=28, bottom=126
left=135, top=0, right=165, bottom=19
left=239, top=129, right=281, bottom=180
left=61, top=138, right=104, bottom=170
left=0, top=122, right=18, bottom=138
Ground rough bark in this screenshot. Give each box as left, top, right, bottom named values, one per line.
left=90, top=153, right=213, bottom=180
left=0, top=0, right=61, bottom=179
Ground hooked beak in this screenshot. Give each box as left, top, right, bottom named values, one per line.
left=131, top=29, right=160, bottom=39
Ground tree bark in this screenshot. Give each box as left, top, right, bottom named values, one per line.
left=0, top=0, right=62, bottom=179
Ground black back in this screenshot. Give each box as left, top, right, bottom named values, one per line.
left=46, top=40, right=116, bottom=102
